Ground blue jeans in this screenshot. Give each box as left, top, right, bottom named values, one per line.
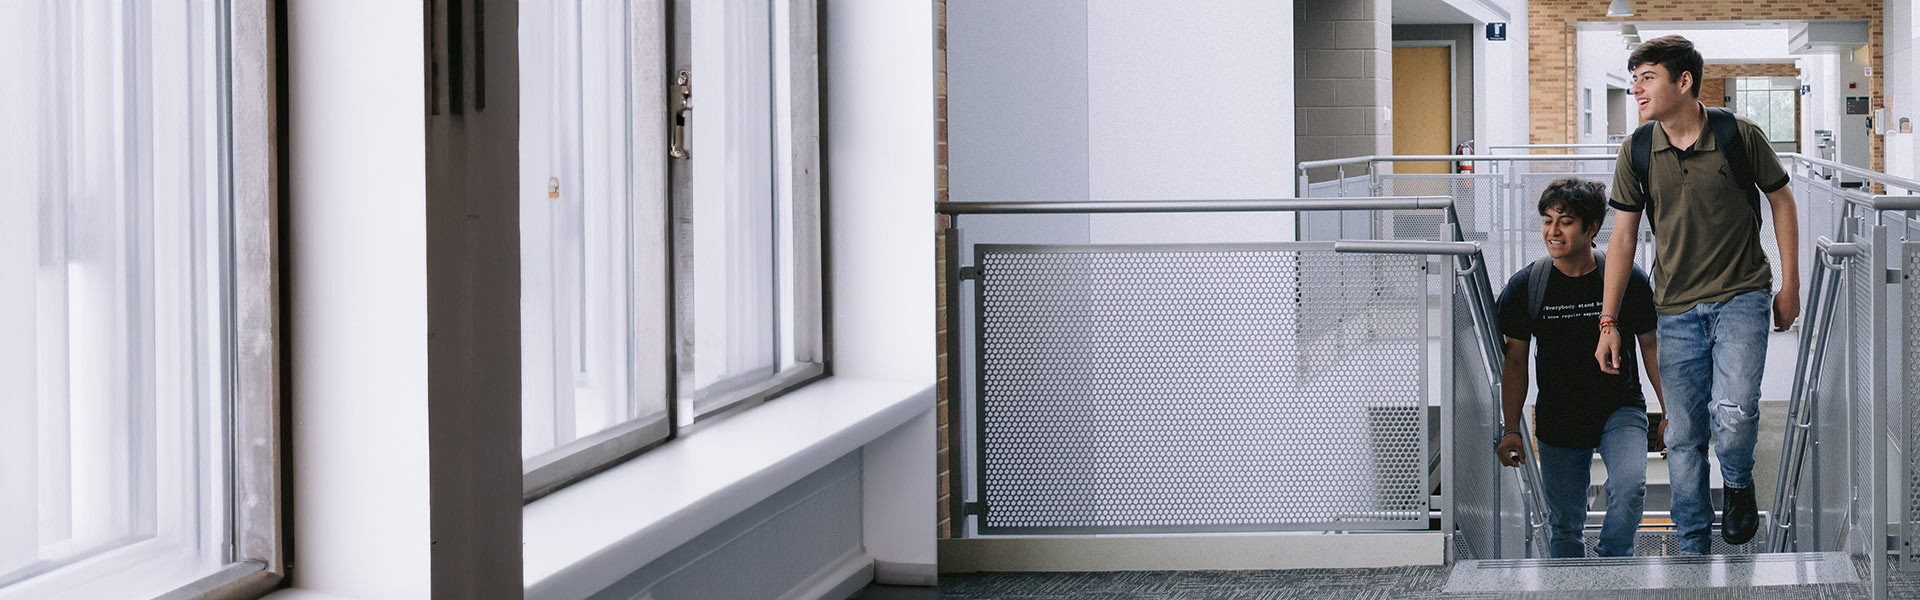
left=1658, top=289, right=1770, bottom=554
left=1537, top=407, right=1650, bottom=558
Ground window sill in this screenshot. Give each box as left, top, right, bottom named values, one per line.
left=522, top=376, right=936, bottom=600
left=0, top=539, right=223, bottom=600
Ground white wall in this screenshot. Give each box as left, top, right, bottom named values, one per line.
left=826, top=0, right=934, bottom=383
left=950, top=1, right=1297, bottom=240
left=1475, top=0, right=1529, bottom=149
left=286, top=2, right=432, bottom=597
left=1886, top=0, right=1917, bottom=178
left=825, top=0, right=939, bottom=571
left=1088, top=0, right=1294, bottom=240
left=1576, top=28, right=1632, bottom=144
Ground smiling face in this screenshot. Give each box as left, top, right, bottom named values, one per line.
left=1541, top=205, right=1599, bottom=261
left=1631, top=62, right=1694, bottom=123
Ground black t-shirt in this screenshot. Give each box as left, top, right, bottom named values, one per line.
left=1496, top=261, right=1657, bottom=449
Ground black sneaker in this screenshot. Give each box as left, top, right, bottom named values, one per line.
left=1722, top=485, right=1759, bottom=545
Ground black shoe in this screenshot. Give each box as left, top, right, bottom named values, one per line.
left=1722, top=485, right=1759, bottom=545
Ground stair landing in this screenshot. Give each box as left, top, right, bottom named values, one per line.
left=1444, top=552, right=1856, bottom=593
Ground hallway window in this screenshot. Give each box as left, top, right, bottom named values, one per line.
left=0, top=1, right=279, bottom=598
left=1734, top=77, right=1797, bottom=144
left=521, top=0, right=823, bottom=498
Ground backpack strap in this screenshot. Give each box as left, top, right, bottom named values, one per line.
left=1705, top=106, right=1764, bottom=230
left=1527, top=256, right=1554, bottom=320
left=1527, top=251, right=1608, bottom=321
left=1630, top=121, right=1656, bottom=232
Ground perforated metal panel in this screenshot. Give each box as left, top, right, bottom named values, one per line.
left=1850, top=228, right=1877, bottom=557
left=1906, top=243, right=1920, bottom=570
left=972, top=244, right=1428, bottom=534
left=1450, top=273, right=1506, bottom=559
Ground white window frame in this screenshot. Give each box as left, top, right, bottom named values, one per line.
left=0, top=0, right=281, bottom=597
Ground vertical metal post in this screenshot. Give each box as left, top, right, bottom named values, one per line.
left=1871, top=220, right=1890, bottom=600
left=1439, top=257, right=1456, bottom=561
left=943, top=218, right=966, bottom=538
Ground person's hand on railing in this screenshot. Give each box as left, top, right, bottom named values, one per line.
left=1496, top=432, right=1525, bottom=467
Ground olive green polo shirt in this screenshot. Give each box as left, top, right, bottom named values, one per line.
left=1609, top=103, right=1790, bottom=315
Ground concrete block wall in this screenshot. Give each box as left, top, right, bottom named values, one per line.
left=1528, top=0, right=1882, bottom=168
left=1297, top=0, right=1393, bottom=180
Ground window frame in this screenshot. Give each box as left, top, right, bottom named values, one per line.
left=0, top=0, right=283, bottom=597
left=166, top=0, right=285, bottom=595
left=520, top=0, right=827, bottom=501
left=667, top=0, right=828, bottom=426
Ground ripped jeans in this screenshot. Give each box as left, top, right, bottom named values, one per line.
left=1658, top=289, right=1770, bottom=554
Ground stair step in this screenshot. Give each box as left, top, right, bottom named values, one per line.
left=1443, top=551, right=1856, bottom=592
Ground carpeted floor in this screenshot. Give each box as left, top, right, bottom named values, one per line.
left=924, top=562, right=1920, bottom=600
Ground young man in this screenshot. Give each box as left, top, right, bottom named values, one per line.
left=1497, top=178, right=1664, bottom=558
left=1596, top=35, right=1801, bottom=554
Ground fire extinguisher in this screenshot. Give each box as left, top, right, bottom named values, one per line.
left=1454, top=139, right=1474, bottom=174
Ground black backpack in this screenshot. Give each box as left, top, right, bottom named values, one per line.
left=1627, top=107, right=1762, bottom=234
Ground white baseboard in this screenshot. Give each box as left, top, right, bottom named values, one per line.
left=872, top=560, right=937, bottom=586
left=938, top=532, right=1446, bottom=572
left=780, top=548, right=874, bottom=600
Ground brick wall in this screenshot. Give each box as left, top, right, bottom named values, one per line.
left=934, top=0, right=950, bottom=540
left=1528, top=0, right=1882, bottom=169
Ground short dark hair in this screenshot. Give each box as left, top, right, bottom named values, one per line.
left=1538, top=178, right=1607, bottom=243
left=1629, top=35, right=1704, bottom=98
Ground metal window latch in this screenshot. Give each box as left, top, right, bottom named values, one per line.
left=670, top=70, right=693, bottom=158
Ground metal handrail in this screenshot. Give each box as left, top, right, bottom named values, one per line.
left=1869, top=194, right=1920, bottom=211
left=1297, top=154, right=1618, bottom=173
left=1784, top=152, right=1920, bottom=193
left=1769, top=236, right=1854, bottom=552
left=1489, top=143, right=1619, bottom=151
left=936, top=196, right=1452, bottom=215
left=1333, top=240, right=1479, bottom=255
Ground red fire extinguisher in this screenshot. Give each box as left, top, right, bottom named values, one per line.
left=1454, top=139, right=1474, bottom=174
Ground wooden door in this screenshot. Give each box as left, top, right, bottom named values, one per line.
left=1392, top=46, right=1452, bottom=174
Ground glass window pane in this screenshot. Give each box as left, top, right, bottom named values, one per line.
left=1771, top=89, right=1796, bottom=143
left=520, top=0, right=667, bottom=460
left=689, top=0, right=777, bottom=402
left=1, top=0, right=232, bottom=593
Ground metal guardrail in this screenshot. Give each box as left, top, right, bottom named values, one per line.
left=938, top=196, right=1552, bottom=558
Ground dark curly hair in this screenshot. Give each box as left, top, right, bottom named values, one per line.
left=1538, top=178, right=1607, bottom=245
left=1629, top=35, right=1704, bottom=99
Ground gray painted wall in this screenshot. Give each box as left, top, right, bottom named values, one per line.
left=948, top=1, right=1090, bottom=202
left=949, top=1, right=1295, bottom=205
